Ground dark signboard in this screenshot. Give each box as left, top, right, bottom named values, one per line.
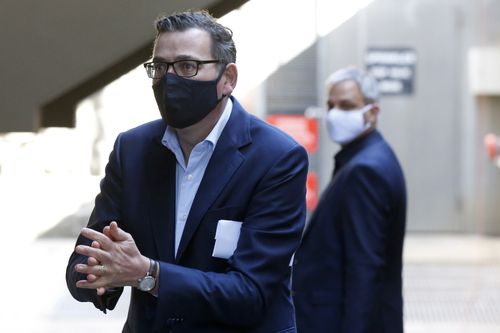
left=365, top=47, right=417, bottom=96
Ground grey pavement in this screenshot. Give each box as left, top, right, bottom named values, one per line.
left=404, top=235, right=500, bottom=332
left=1, top=174, right=500, bottom=332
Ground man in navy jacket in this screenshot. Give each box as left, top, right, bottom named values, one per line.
left=66, top=10, right=308, bottom=332
left=292, top=67, right=406, bottom=333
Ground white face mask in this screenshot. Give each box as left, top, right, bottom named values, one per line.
left=326, top=104, right=373, bottom=145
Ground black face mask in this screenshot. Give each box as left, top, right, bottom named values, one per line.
left=153, top=68, right=226, bottom=129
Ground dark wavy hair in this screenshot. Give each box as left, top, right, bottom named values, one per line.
left=154, top=10, right=236, bottom=65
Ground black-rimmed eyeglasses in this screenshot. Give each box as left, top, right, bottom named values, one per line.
left=143, top=60, right=221, bottom=79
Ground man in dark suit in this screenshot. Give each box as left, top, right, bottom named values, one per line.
left=292, top=67, right=407, bottom=333
left=66, top=10, right=308, bottom=333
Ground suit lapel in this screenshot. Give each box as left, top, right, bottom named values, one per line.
left=175, top=99, right=251, bottom=261
left=145, top=139, right=177, bottom=263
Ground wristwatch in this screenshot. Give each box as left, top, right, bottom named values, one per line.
left=137, top=258, right=157, bottom=292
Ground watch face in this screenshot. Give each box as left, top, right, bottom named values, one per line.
left=138, top=276, right=155, bottom=292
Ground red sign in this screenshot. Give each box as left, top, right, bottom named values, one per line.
left=267, top=115, right=318, bottom=153
left=306, top=172, right=319, bottom=211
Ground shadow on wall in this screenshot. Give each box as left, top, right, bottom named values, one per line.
left=38, top=202, right=94, bottom=239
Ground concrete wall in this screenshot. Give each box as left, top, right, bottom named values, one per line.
left=314, top=0, right=468, bottom=232
left=265, top=0, right=500, bottom=233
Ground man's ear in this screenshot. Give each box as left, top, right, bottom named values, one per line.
left=222, top=63, right=238, bottom=96
left=368, top=103, right=380, bottom=125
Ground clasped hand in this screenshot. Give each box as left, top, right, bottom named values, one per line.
left=74, top=221, right=149, bottom=296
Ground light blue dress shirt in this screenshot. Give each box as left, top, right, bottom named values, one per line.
left=161, top=99, right=233, bottom=257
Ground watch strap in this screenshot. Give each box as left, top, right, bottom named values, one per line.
left=147, top=258, right=156, bottom=277
left=149, top=259, right=158, bottom=279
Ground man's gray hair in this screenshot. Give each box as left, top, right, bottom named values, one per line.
left=325, top=67, right=380, bottom=104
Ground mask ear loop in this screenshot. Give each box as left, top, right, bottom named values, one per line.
left=215, top=63, right=229, bottom=102
left=217, top=94, right=227, bottom=103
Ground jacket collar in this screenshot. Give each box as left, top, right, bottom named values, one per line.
left=175, top=96, right=251, bottom=261
left=145, top=96, right=251, bottom=262
left=334, top=129, right=383, bottom=174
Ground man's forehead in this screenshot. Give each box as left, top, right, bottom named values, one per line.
left=153, top=28, right=212, bottom=58
left=330, top=80, right=361, bottom=96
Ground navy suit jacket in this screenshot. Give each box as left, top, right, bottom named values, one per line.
left=66, top=97, right=309, bottom=333
left=292, top=130, right=406, bottom=333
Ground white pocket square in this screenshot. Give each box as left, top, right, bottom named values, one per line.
left=212, top=219, right=242, bottom=259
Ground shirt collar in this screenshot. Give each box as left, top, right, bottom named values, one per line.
left=205, top=98, right=232, bottom=147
